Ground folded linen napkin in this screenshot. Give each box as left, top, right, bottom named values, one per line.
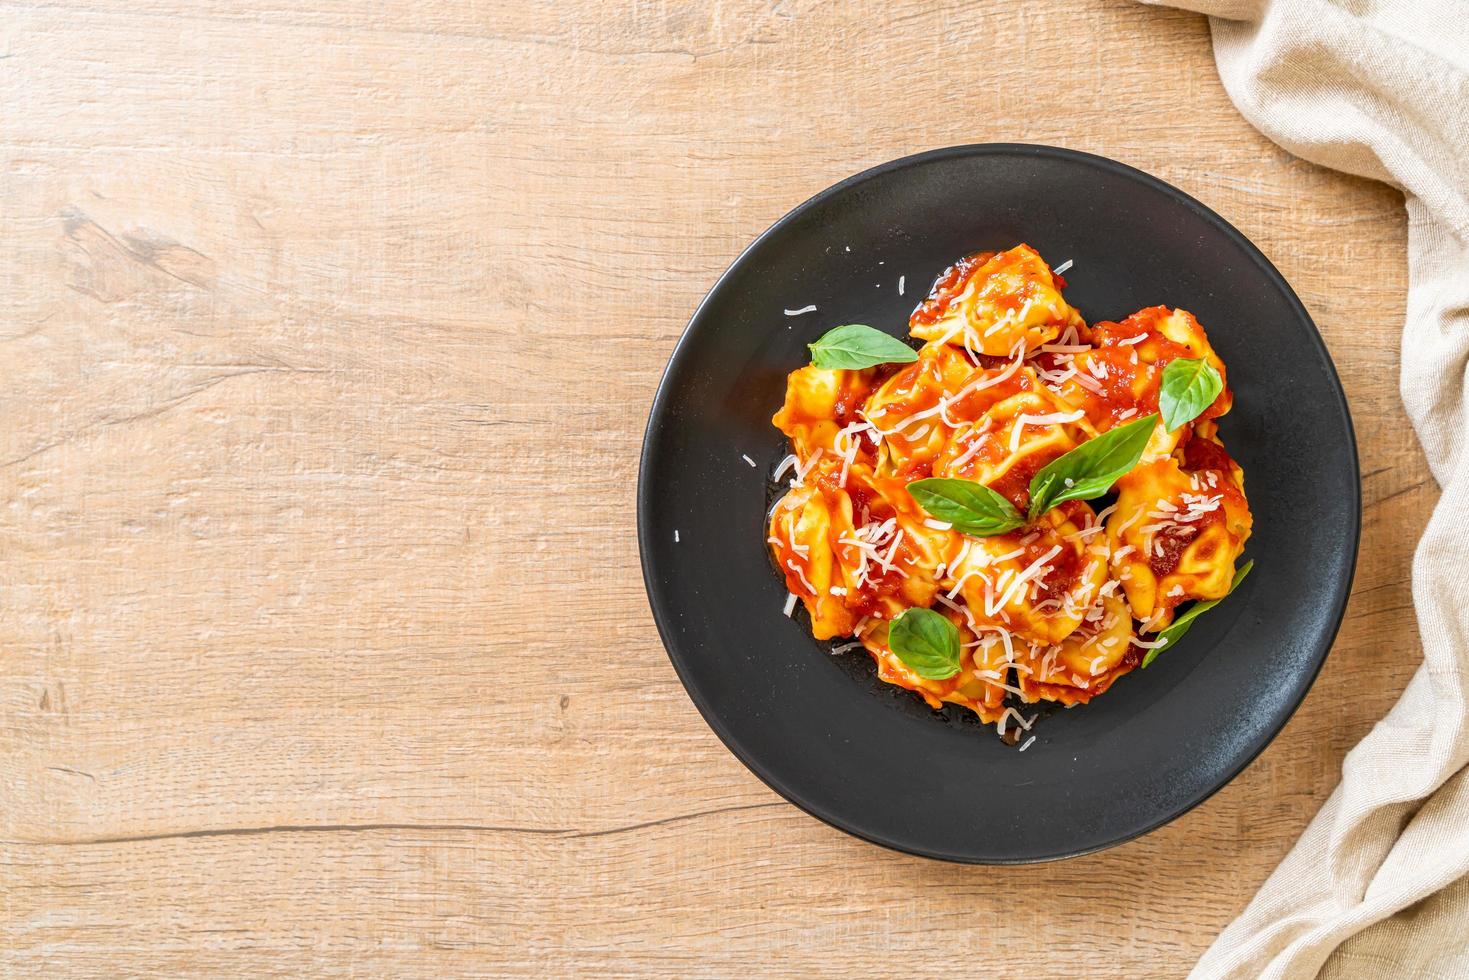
left=1136, top=1, right=1469, bottom=977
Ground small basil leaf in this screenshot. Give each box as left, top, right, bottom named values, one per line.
left=1027, top=413, right=1159, bottom=520
left=1142, top=560, right=1254, bottom=667
left=887, top=607, right=962, bottom=680
left=808, top=324, right=919, bottom=370
left=1159, top=357, right=1223, bottom=432
left=907, top=477, right=1025, bottom=537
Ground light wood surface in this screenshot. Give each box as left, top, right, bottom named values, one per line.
left=0, top=1, right=1432, bottom=976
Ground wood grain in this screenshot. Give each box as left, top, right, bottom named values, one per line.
left=0, top=0, right=1430, bottom=975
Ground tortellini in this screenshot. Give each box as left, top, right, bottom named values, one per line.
left=768, top=246, right=1252, bottom=731
left=909, top=245, right=1087, bottom=357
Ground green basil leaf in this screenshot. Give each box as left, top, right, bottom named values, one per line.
left=1027, top=413, right=1159, bottom=520
left=887, top=607, right=962, bottom=680
left=907, top=477, right=1025, bottom=537
left=1159, top=357, right=1223, bottom=432
left=808, top=324, right=919, bottom=370
left=1142, top=560, right=1255, bottom=668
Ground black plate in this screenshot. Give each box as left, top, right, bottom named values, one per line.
left=637, top=144, right=1359, bottom=863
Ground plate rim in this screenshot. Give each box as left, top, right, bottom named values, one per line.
left=636, top=142, right=1362, bottom=864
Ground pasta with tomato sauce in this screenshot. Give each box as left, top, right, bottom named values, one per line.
left=768, top=245, right=1252, bottom=738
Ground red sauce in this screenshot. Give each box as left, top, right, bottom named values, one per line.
left=1182, top=432, right=1234, bottom=475
left=946, top=367, right=1032, bottom=423
left=1030, top=350, right=1071, bottom=377
left=1147, top=510, right=1224, bottom=578
left=908, top=251, right=994, bottom=327
left=881, top=359, right=928, bottom=398
left=893, top=456, right=933, bottom=484
left=868, top=362, right=904, bottom=388
left=839, top=474, right=882, bottom=518
left=851, top=575, right=902, bottom=614
left=985, top=448, right=1059, bottom=511
left=1083, top=347, right=1154, bottom=426
left=833, top=382, right=867, bottom=424
left=1032, top=534, right=1083, bottom=602
left=847, top=533, right=917, bottom=609
left=813, top=471, right=891, bottom=537
left=1089, top=310, right=1229, bottom=427
left=993, top=288, right=1024, bottom=313
left=770, top=537, right=814, bottom=597
left=1200, top=391, right=1232, bottom=422
left=868, top=359, right=945, bottom=427
left=1093, top=307, right=1173, bottom=346
left=1147, top=529, right=1191, bottom=579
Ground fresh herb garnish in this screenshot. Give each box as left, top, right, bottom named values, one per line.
left=1159, top=357, right=1223, bottom=432
left=808, top=324, right=919, bottom=370
left=1027, top=413, right=1159, bottom=521
left=1142, top=560, right=1255, bottom=668
left=907, top=478, right=1025, bottom=537
left=887, top=607, right=962, bottom=679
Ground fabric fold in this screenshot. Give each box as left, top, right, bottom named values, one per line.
left=1135, top=1, right=1469, bottom=976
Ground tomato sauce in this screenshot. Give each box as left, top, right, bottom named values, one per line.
left=849, top=576, right=901, bottom=617
left=1117, top=646, right=1145, bottom=672
left=1089, top=311, right=1230, bottom=426
left=771, top=536, right=813, bottom=597
left=909, top=251, right=992, bottom=327
left=1082, top=347, right=1154, bottom=426
left=984, top=447, right=1058, bottom=511
left=836, top=474, right=883, bottom=519
left=1146, top=509, right=1223, bottom=578
left=993, top=288, right=1024, bottom=313
left=892, top=455, right=933, bottom=485
left=1031, top=534, right=1083, bottom=602
left=1182, top=432, right=1234, bottom=474
left=833, top=383, right=867, bottom=424
left=867, top=361, right=947, bottom=432
left=845, top=532, right=918, bottom=614
left=946, top=367, right=1031, bottom=423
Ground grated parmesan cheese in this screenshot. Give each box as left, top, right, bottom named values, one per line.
left=1010, top=410, right=1086, bottom=452
left=948, top=340, right=1026, bottom=404
left=950, top=435, right=988, bottom=472
left=988, top=545, right=1063, bottom=616
left=1073, top=370, right=1103, bottom=393
left=793, top=448, right=824, bottom=485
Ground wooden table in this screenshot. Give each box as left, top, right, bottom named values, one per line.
left=1, top=1, right=1432, bottom=975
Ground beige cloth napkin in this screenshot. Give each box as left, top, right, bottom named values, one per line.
left=1135, top=1, right=1469, bottom=977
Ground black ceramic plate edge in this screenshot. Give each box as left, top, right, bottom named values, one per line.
left=636, top=143, right=1361, bottom=864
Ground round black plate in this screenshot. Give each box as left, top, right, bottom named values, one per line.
left=637, top=144, right=1359, bottom=863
